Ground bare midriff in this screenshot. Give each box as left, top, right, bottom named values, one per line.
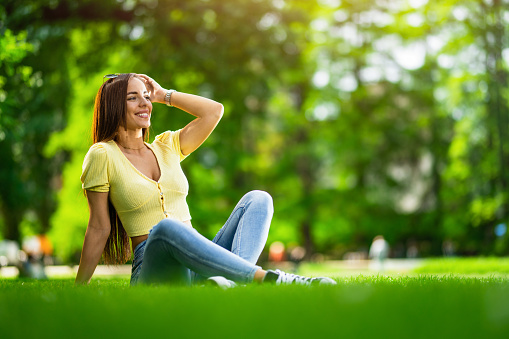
left=131, top=219, right=192, bottom=251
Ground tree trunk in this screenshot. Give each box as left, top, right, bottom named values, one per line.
left=491, top=0, right=509, bottom=219
left=292, top=81, right=318, bottom=259
left=1, top=205, right=22, bottom=243
left=300, top=219, right=314, bottom=259
left=482, top=0, right=509, bottom=220
left=295, top=126, right=317, bottom=259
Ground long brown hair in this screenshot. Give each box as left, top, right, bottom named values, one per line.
left=92, top=73, right=149, bottom=265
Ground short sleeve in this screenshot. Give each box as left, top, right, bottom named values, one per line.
left=81, top=144, right=110, bottom=192
left=154, top=129, right=188, bottom=162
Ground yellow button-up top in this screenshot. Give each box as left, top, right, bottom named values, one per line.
left=80, top=130, right=191, bottom=237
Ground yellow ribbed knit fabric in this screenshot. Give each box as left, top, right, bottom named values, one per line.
left=81, top=130, right=191, bottom=237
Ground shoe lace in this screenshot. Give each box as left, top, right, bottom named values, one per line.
left=274, top=269, right=316, bottom=285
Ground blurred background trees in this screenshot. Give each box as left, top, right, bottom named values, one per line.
left=0, top=0, right=508, bottom=263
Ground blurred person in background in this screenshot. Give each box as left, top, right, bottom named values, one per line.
left=268, top=241, right=286, bottom=263
left=18, top=234, right=53, bottom=279
left=442, top=239, right=456, bottom=257
left=406, top=239, right=419, bottom=258
left=75, top=73, right=336, bottom=287
left=369, top=235, right=390, bottom=272
left=0, top=239, right=19, bottom=267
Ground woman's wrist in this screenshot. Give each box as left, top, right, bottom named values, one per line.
left=154, top=89, right=166, bottom=104
left=164, top=89, right=177, bottom=107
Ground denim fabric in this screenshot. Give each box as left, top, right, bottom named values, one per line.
left=130, top=240, right=146, bottom=285
left=130, top=190, right=273, bottom=286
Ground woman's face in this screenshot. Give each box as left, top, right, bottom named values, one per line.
left=125, top=77, right=153, bottom=131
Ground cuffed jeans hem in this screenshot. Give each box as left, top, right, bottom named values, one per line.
left=247, top=265, right=261, bottom=283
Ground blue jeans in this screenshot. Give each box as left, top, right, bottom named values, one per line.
left=130, top=190, right=273, bottom=285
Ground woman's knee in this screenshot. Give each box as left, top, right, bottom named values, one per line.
left=244, top=190, right=273, bottom=211
left=151, top=218, right=187, bottom=239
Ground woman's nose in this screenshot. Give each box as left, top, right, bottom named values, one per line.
left=140, top=97, right=150, bottom=106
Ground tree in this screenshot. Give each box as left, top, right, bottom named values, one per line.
left=0, top=27, right=34, bottom=241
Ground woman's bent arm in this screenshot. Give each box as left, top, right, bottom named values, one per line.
left=75, top=191, right=111, bottom=285
left=171, top=92, right=223, bottom=156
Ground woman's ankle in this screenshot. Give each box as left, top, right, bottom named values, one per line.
left=253, top=269, right=267, bottom=283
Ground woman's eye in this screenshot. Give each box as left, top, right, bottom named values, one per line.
left=127, top=97, right=135, bottom=100
left=145, top=96, right=151, bottom=101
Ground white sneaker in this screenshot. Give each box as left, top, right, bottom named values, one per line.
left=205, top=276, right=237, bottom=289
left=264, top=269, right=337, bottom=286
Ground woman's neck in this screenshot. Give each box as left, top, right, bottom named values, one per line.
left=115, top=129, right=145, bottom=150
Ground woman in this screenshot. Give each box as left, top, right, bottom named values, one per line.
left=75, top=73, right=336, bottom=287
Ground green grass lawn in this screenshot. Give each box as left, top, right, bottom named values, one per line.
left=1, top=274, right=508, bottom=339
left=414, top=257, right=509, bottom=274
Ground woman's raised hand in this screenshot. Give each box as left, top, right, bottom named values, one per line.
left=136, top=74, right=167, bottom=104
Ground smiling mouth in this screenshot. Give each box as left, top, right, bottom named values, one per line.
left=135, top=113, right=150, bottom=118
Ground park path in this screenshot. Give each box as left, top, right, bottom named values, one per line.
left=0, top=259, right=424, bottom=278
left=0, top=264, right=130, bottom=278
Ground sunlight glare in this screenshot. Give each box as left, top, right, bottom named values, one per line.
left=336, top=73, right=358, bottom=92
left=393, top=42, right=426, bottom=70
left=408, top=0, right=428, bottom=9
left=313, top=70, right=330, bottom=88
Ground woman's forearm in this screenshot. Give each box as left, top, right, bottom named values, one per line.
left=170, top=91, right=223, bottom=119
left=75, top=225, right=110, bottom=285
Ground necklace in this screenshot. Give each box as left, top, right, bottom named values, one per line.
left=116, top=141, right=145, bottom=150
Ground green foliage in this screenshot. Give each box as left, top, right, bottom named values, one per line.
left=0, top=26, right=35, bottom=241
left=0, top=30, right=33, bottom=71
left=1, top=0, right=509, bottom=261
